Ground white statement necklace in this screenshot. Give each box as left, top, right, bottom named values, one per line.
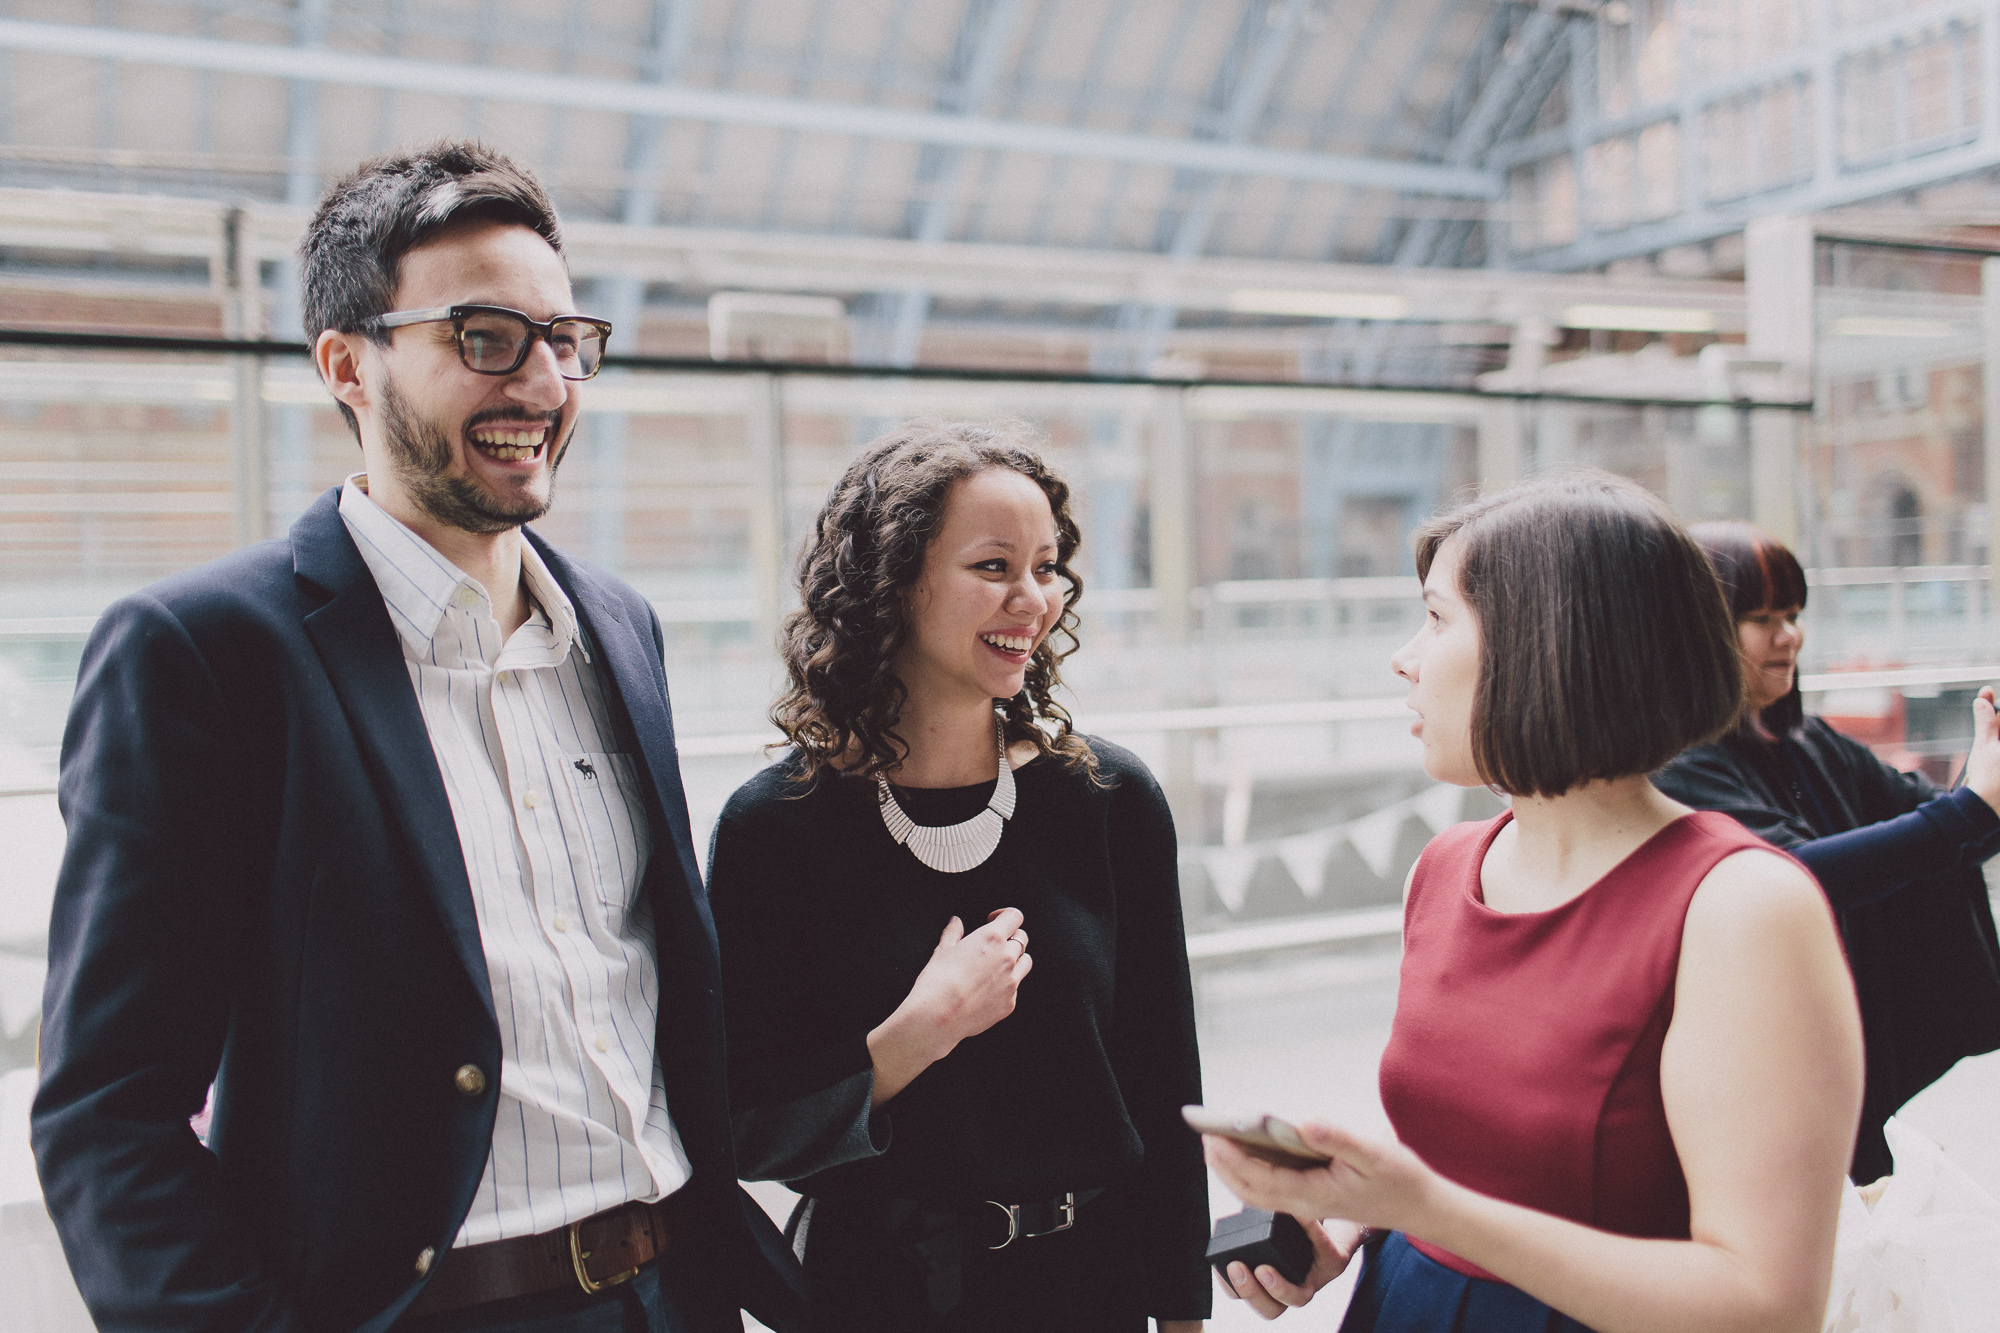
left=876, top=716, right=1016, bottom=874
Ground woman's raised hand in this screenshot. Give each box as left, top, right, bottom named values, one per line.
left=1961, top=686, right=2000, bottom=813
left=867, top=908, right=1032, bottom=1105
left=904, top=908, right=1033, bottom=1050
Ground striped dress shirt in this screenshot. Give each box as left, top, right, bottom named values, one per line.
left=338, top=477, right=691, bottom=1248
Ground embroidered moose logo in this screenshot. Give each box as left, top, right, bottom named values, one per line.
left=573, top=758, right=597, bottom=781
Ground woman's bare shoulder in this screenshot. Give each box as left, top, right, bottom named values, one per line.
left=1683, top=845, right=1835, bottom=955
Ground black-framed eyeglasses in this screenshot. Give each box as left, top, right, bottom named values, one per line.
left=362, top=305, right=613, bottom=381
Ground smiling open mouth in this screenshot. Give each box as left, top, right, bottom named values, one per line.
left=470, top=423, right=551, bottom=462
left=980, top=631, right=1034, bottom=658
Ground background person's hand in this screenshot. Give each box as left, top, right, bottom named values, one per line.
left=1961, top=687, right=2000, bottom=813
left=1215, top=1216, right=1362, bottom=1320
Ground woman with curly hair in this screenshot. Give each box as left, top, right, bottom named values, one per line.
left=706, top=420, right=1211, bottom=1332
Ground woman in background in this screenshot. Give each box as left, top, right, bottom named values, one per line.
left=1204, top=473, right=1862, bottom=1333
left=1653, top=521, right=2000, bottom=1184
left=707, top=421, right=1209, bottom=1332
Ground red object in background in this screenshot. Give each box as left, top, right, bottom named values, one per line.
left=1820, top=688, right=1905, bottom=750
left=1818, top=676, right=1928, bottom=774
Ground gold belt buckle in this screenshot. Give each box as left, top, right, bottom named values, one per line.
left=569, top=1215, right=641, bottom=1295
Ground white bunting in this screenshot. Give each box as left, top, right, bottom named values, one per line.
left=1202, top=846, right=1264, bottom=913
left=1346, top=807, right=1406, bottom=880
left=1412, top=783, right=1465, bottom=835
left=1275, top=829, right=1340, bottom=899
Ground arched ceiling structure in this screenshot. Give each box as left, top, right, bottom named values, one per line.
left=0, top=0, right=1991, bottom=379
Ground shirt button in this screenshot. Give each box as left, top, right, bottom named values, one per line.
left=496, top=671, right=511, bottom=686
left=414, top=1246, right=435, bottom=1276
left=523, top=790, right=539, bottom=810
left=595, top=1031, right=610, bottom=1053
left=553, top=913, right=569, bottom=933
left=455, top=588, right=480, bottom=609
left=454, top=1064, right=487, bottom=1096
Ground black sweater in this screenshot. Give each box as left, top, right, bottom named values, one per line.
left=1654, top=717, right=2000, bottom=1181
left=707, top=738, right=1212, bottom=1321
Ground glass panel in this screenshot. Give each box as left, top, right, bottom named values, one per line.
left=1808, top=239, right=1987, bottom=677
left=0, top=352, right=1835, bottom=1078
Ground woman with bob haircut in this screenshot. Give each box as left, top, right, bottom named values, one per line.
left=706, top=420, right=1211, bottom=1332
left=1653, top=521, right=2000, bottom=1186
left=1203, top=472, right=1863, bottom=1333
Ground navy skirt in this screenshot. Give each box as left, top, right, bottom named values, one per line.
left=1339, top=1231, right=1596, bottom=1333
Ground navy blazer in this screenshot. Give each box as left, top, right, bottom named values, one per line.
left=32, top=488, right=804, bottom=1333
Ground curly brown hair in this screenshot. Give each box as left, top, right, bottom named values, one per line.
left=772, top=419, right=1096, bottom=784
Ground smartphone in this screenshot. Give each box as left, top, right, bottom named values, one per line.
left=1182, top=1105, right=1331, bottom=1168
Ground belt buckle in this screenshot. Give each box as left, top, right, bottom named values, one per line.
left=1021, top=1192, right=1076, bottom=1239
left=982, top=1200, right=1021, bottom=1251
left=569, top=1216, right=640, bottom=1295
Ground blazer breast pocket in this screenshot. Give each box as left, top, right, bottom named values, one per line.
left=561, top=750, right=653, bottom=913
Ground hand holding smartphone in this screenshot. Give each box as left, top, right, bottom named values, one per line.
left=1182, top=1105, right=1332, bottom=1168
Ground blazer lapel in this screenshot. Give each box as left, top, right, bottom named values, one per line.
left=292, top=489, right=495, bottom=1023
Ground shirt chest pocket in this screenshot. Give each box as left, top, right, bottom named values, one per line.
left=560, top=750, right=653, bottom=912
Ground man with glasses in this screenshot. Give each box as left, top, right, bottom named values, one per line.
left=33, top=142, right=803, bottom=1333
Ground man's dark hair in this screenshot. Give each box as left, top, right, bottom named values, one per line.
left=1413, top=470, right=1744, bottom=798
left=1690, top=520, right=1810, bottom=736
left=298, top=140, right=564, bottom=437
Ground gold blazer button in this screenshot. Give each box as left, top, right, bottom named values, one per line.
left=454, top=1064, right=487, bottom=1096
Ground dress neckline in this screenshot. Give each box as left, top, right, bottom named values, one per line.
left=1466, top=808, right=1701, bottom=918
left=882, top=751, right=1043, bottom=794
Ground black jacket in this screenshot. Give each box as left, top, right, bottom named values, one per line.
left=32, top=487, right=804, bottom=1333
left=1654, top=717, right=2000, bottom=1182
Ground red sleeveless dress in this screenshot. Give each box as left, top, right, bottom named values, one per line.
left=1379, top=810, right=1788, bottom=1280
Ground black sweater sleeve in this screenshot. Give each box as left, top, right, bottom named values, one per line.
left=1655, top=736, right=2000, bottom=912
left=708, top=781, right=890, bottom=1182
left=1101, top=756, right=1213, bottom=1321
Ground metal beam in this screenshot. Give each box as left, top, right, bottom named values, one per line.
left=0, top=18, right=1501, bottom=198
left=959, top=0, right=1057, bottom=244
left=593, top=0, right=697, bottom=570
left=1490, top=0, right=1992, bottom=173
left=873, top=0, right=1035, bottom=367
left=1085, top=0, right=1206, bottom=251
left=0, top=184, right=1748, bottom=328
left=1022, top=0, right=1134, bottom=246
left=689, top=0, right=753, bottom=228
left=1393, top=5, right=1568, bottom=267
left=1516, top=132, right=2000, bottom=271
left=758, top=0, right=843, bottom=231
left=829, top=0, right=915, bottom=234
left=1118, top=0, right=1321, bottom=371
left=1259, top=0, right=1400, bottom=258
left=1317, top=0, right=1469, bottom=263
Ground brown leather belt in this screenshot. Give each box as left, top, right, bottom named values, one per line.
left=405, top=1192, right=690, bottom=1319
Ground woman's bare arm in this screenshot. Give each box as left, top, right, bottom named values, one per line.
left=1207, top=847, right=1862, bottom=1333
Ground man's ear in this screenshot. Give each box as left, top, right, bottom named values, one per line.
left=316, top=329, right=372, bottom=419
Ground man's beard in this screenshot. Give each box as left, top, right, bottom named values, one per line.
left=379, top=374, right=568, bottom=536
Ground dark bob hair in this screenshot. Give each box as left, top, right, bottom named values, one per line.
left=772, top=420, right=1093, bottom=784
left=1413, top=470, right=1744, bottom=798
left=1689, top=520, right=1810, bottom=736
left=299, top=140, right=564, bottom=438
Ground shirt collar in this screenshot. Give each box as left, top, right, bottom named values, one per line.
left=337, top=474, right=579, bottom=662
